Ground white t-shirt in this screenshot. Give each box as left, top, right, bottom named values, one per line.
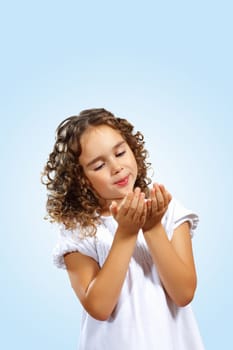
left=53, top=198, right=205, bottom=350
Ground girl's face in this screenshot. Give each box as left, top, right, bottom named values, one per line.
left=79, top=125, right=138, bottom=208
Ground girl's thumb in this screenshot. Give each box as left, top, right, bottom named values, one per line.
left=110, top=201, right=118, bottom=216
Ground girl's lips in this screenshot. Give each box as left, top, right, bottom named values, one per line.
left=115, top=176, right=129, bottom=186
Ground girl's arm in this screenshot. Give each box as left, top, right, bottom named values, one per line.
left=143, top=184, right=197, bottom=307
left=64, top=188, right=146, bottom=321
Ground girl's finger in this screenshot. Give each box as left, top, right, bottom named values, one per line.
left=150, top=187, right=158, bottom=213
left=146, top=198, right=152, bottom=217
left=134, top=192, right=145, bottom=222
left=154, top=183, right=164, bottom=210
left=159, top=184, right=169, bottom=207
left=167, top=192, right=172, bottom=202
left=119, top=191, right=133, bottom=215
left=140, top=201, right=147, bottom=225
left=150, top=185, right=156, bottom=200
left=109, top=201, right=118, bottom=217
left=128, top=187, right=141, bottom=216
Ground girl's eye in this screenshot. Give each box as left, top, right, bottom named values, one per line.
left=94, top=163, right=104, bottom=171
left=116, top=150, right=126, bottom=157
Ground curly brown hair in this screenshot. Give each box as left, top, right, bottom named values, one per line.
left=41, top=108, right=151, bottom=235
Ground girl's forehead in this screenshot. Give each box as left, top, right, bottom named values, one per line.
left=81, top=125, right=123, bottom=144
left=79, top=125, right=124, bottom=158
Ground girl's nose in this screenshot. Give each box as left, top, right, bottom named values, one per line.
left=111, top=159, right=123, bottom=175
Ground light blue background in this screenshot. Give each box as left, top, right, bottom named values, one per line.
left=1, top=1, right=232, bottom=349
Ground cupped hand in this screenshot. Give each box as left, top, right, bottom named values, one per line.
left=142, top=183, right=172, bottom=232
left=110, top=187, right=147, bottom=235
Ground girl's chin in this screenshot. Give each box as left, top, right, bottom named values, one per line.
left=105, top=197, right=123, bottom=206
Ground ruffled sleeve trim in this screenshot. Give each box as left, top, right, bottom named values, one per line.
left=52, top=224, right=98, bottom=269
left=173, top=213, right=199, bottom=237
left=165, top=198, right=199, bottom=239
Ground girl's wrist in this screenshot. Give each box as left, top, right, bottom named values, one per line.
left=116, top=225, right=139, bottom=239
left=142, top=222, right=163, bottom=234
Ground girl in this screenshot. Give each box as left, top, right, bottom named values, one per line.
left=42, top=108, right=204, bottom=349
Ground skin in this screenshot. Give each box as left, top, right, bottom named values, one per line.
left=64, top=125, right=197, bottom=321
left=78, top=125, right=138, bottom=212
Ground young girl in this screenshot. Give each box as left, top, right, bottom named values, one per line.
left=42, top=108, right=204, bottom=349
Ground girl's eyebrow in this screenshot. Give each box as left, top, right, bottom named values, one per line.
left=86, top=140, right=126, bottom=167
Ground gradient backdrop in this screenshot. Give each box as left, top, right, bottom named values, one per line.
left=1, top=1, right=232, bottom=349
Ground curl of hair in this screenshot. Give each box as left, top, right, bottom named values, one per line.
left=41, top=108, right=151, bottom=236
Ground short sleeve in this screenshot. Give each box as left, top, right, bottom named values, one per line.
left=52, top=225, right=98, bottom=269
left=164, top=198, right=199, bottom=239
